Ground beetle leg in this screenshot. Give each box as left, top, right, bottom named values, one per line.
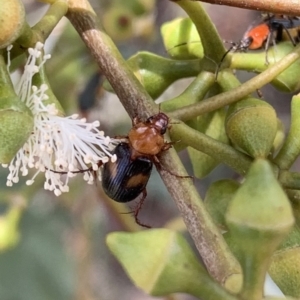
left=153, top=156, right=193, bottom=180
left=133, top=189, right=151, bottom=228
left=162, top=139, right=184, bottom=151
left=132, top=116, right=139, bottom=126
left=162, top=142, right=173, bottom=152
left=113, top=135, right=128, bottom=141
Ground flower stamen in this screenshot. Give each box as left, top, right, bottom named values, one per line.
left=3, top=43, right=119, bottom=195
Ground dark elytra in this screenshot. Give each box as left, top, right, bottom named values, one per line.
left=102, top=142, right=153, bottom=203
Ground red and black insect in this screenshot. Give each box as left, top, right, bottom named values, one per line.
left=51, top=112, right=188, bottom=227
left=101, top=112, right=175, bottom=228
left=220, top=14, right=300, bottom=67
left=235, top=14, right=300, bottom=52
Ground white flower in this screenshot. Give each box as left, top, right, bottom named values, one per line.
left=3, top=42, right=119, bottom=196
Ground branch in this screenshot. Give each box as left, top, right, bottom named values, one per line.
left=66, top=0, right=240, bottom=283
left=171, top=0, right=300, bottom=15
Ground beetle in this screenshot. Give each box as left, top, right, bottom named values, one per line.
left=101, top=112, right=174, bottom=227
left=50, top=112, right=186, bottom=228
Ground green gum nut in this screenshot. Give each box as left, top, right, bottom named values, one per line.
left=204, top=179, right=240, bottom=231
left=102, top=6, right=134, bottom=41
left=0, top=56, right=33, bottom=163
left=0, top=96, right=33, bottom=163
left=269, top=226, right=300, bottom=297
left=103, top=52, right=200, bottom=99
left=0, top=0, right=25, bottom=49
left=226, top=159, right=294, bottom=300
left=226, top=98, right=277, bottom=158
left=106, top=229, right=233, bottom=299
left=274, top=94, right=300, bottom=170
left=264, top=42, right=300, bottom=92
left=161, top=17, right=204, bottom=60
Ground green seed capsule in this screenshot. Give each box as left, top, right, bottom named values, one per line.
left=274, top=94, right=300, bottom=170
left=263, top=42, right=300, bottom=93
left=0, top=0, right=25, bottom=49
left=204, top=179, right=240, bottom=230
left=226, top=159, right=294, bottom=300
left=226, top=98, right=277, bottom=158
left=269, top=226, right=300, bottom=297
left=102, top=6, right=134, bottom=41
left=0, top=55, right=33, bottom=163
left=0, top=98, right=33, bottom=163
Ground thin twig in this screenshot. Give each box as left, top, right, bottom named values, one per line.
left=170, top=0, right=300, bottom=16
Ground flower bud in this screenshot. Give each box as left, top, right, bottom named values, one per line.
left=0, top=55, right=33, bottom=163
left=0, top=96, right=33, bottom=163
left=226, top=159, right=294, bottom=299
left=204, top=179, right=240, bottom=230
left=103, top=52, right=200, bottom=99
left=0, top=0, right=25, bottom=49
left=274, top=94, right=300, bottom=170
left=161, top=17, right=203, bottom=59
left=226, top=98, right=277, bottom=158
left=265, top=42, right=300, bottom=93
left=269, top=226, right=300, bottom=297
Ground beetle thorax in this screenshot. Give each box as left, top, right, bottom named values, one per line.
left=128, top=125, right=165, bottom=156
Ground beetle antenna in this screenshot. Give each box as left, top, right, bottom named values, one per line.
left=215, top=45, right=235, bottom=81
